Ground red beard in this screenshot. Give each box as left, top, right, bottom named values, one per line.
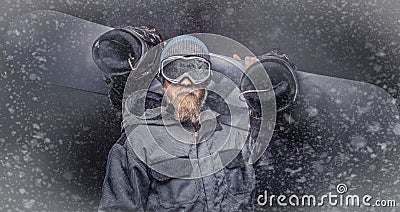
left=174, top=91, right=205, bottom=123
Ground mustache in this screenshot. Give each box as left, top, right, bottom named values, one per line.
left=175, top=87, right=199, bottom=96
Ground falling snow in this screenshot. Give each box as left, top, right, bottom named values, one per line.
left=1, top=0, right=399, bottom=211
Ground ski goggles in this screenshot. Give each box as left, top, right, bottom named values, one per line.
left=160, top=56, right=211, bottom=84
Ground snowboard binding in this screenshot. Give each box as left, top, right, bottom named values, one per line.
left=240, top=49, right=299, bottom=134
left=92, top=26, right=163, bottom=109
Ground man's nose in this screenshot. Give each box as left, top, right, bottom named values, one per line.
left=179, top=77, right=193, bottom=86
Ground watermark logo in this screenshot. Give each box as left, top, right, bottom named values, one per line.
left=257, top=184, right=396, bottom=208
left=336, top=183, right=347, bottom=194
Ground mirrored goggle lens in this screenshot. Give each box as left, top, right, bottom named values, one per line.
left=161, top=57, right=210, bottom=83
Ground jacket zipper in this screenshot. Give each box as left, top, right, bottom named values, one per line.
left=194, top=130, right=209, bottom=210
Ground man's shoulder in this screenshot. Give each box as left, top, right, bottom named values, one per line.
left=107, top=132, right=148, bottom=169
left=107, top=133, right=128, bottom=158
left=115, top=132, right=127, bottom=146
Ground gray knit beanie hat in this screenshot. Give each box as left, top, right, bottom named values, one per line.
left=160, top=35, right=210, bottom=62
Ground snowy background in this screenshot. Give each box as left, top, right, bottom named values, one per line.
left=0, top=0, right=399, bottom=211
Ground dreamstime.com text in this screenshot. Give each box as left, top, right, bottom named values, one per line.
left=257, top=184, right=396, bottom=208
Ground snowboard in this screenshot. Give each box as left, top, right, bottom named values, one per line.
left=5, top=10, right=112, bottom=95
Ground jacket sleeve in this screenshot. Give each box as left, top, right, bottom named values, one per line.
left=98, top=134, right=150, bottom=212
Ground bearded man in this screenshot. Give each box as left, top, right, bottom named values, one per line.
left=98, top=35, right=256, bottom=211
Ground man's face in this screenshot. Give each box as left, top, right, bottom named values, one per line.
left=163, top=77, right=206, bottom=124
